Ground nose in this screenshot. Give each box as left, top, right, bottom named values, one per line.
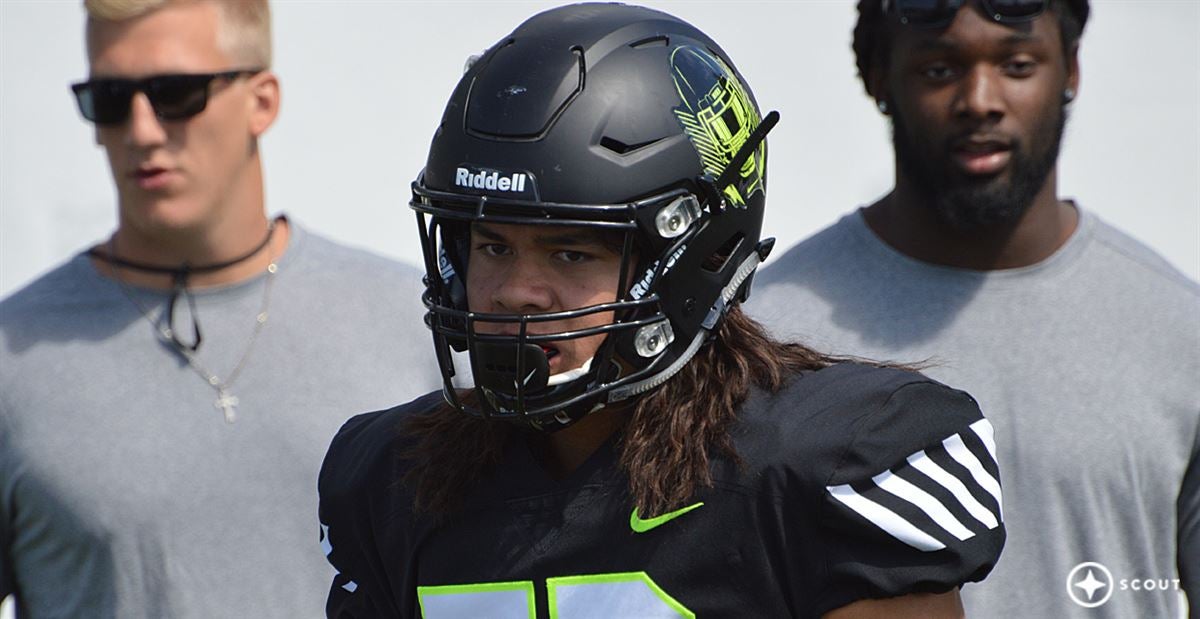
left=954, top=65, right=1005, bottom=123
left=490, top=257, right=555, bottom=315
left=124, top=92, right=168, bottom=147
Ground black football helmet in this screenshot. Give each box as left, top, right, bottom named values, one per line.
left=412, top=2, right=778, bottom=431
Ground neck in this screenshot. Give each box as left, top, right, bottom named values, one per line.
left=96, top=215, right=290, bottom=289
left=865, top=169, right=1077, bottom=270
left=531, top=404, right=631, bottom=480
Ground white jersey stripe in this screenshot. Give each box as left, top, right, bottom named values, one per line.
left=969, top=418, right=999, bottom=464
left=827, top=484, right=946, bottom=552
left=320, top=523, right=360, bottom=594
left=320, top=523, right=334, bottom=556
left=874, top=469, right=975, bottom=540
left=944, top=434, right=1003, bottom=519
left=907, top=450, right=1000, bottom=530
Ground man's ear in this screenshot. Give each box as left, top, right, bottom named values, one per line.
left=247, top=70, right=280, bottom=137
left=866, top=62, right=891, bottom=116
left=1064, top=41, right=1080, bottom=102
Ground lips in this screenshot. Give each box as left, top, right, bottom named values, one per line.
left=129, top=165, right=176, bottom=191
left=951, top=136, right=1012, bottom=176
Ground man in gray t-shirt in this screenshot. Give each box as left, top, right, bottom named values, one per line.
left=0, top=1, right=440, bottom=616
left=751, top=1, right=1198, bottom=617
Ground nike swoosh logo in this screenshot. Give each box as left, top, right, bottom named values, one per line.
left=629, top=502, right=704, bottom=533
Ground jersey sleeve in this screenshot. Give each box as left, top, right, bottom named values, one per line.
left=814, top=380, right=1005, bottom=615
left=1178, top=415, right=1200, bottom=610
left=0, top=399, right=16, bottom=602
left=320, top=522, right=379, bottom=618
left=318, top=410, right=404, bottom=618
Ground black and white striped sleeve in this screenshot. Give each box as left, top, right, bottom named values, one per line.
left=816, top=380, right=1005, bottom=612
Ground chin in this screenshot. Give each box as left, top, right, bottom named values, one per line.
left=120, top=196, right=213, bottom=235
left=932, top=183, right=1031, bottom=231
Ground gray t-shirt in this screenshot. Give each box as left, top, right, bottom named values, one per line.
left=749, top=206, right=1199, bottom=618
left=0, top=221, right=442, bottom=618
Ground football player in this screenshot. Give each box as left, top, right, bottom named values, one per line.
left=318, top=4, right=1005, bottom=617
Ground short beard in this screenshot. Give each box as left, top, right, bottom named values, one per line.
left=891, top=103, right=1067, bottom=233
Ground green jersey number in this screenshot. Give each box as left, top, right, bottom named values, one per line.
left=417, top=571, right=694, bottom=618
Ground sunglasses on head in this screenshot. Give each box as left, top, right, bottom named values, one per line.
left=883, top=0, right=1045, bottom=29
left=70, top=69, right=262, bottom=126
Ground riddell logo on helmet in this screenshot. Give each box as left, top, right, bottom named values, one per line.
left=455, top=166, right=528, bottom=193
left=630, top=245, right=687, bottom=300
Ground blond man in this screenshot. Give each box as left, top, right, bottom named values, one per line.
left=0, top=1, right=439, bottom=615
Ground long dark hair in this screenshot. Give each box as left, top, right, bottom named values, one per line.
left=401, top=306, right=840, bottom=515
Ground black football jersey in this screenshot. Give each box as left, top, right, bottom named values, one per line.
left=318, top=363, right=1005, bottom=618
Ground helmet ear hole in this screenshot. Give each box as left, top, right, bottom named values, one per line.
left=436, top=221, right=472, bottom=306
left=434, top=220, right=472, bottom=352
left=701, top=233, right=745, bottom=273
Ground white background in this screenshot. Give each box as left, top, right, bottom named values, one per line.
left=0, top=0, right=1197, bottom=614
left=1, top=1, right=1198, bottom=301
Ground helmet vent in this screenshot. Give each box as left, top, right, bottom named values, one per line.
left=702, top=233, right=745, bottom=273
left=599, top=135, right=667, bottom=155
left=629, top=35, right=669, bottom=49
left=466, top=41, right=584, bottom=139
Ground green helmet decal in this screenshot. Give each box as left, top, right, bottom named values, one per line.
left=670, top=45, right=765, bottom=207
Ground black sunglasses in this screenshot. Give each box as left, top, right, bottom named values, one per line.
left=883, top=0, right=1045, bottom=29
left=70, top=69, right=262, bottom=126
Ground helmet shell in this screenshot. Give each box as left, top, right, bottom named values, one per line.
left=413, top=2, right=771, bottom=428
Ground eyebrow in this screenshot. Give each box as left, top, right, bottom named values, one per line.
left=471, top=224, right=508, bottom=243
left=913, top=31, right=1044, bottom=52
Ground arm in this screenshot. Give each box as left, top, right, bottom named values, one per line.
left=1, top=399, right=16, bottom=602
left=823, top=590, right=964, bottom=619
left=0, top=515, right=12, bottom=603
left=1178, top=415, right=1200, bottom=617
left=320, top=522, right=368, bottom=619
left=0, top=530, right=12, bottom=602
left=318, top=410, right=409, bottom=618
left=813, top=378, right=1005, bottom=616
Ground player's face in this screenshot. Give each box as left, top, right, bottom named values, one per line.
left=880, top=5, right=1078, bottom=230
left=87, top=2, right=273, bottom=238
left=466, top=223, right=625, bottom=377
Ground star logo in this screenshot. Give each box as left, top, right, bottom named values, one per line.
left=1066, top=562, right=1114, bottom=608
left=1075, top=570, right=1106, bottom=600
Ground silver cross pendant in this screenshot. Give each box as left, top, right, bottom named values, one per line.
left=215, top=390, right=240, bottom=424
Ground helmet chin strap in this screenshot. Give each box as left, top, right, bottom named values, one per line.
left=606, top=246, right=767, bottom=403
left=546, top=357, right=594, bottom=386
